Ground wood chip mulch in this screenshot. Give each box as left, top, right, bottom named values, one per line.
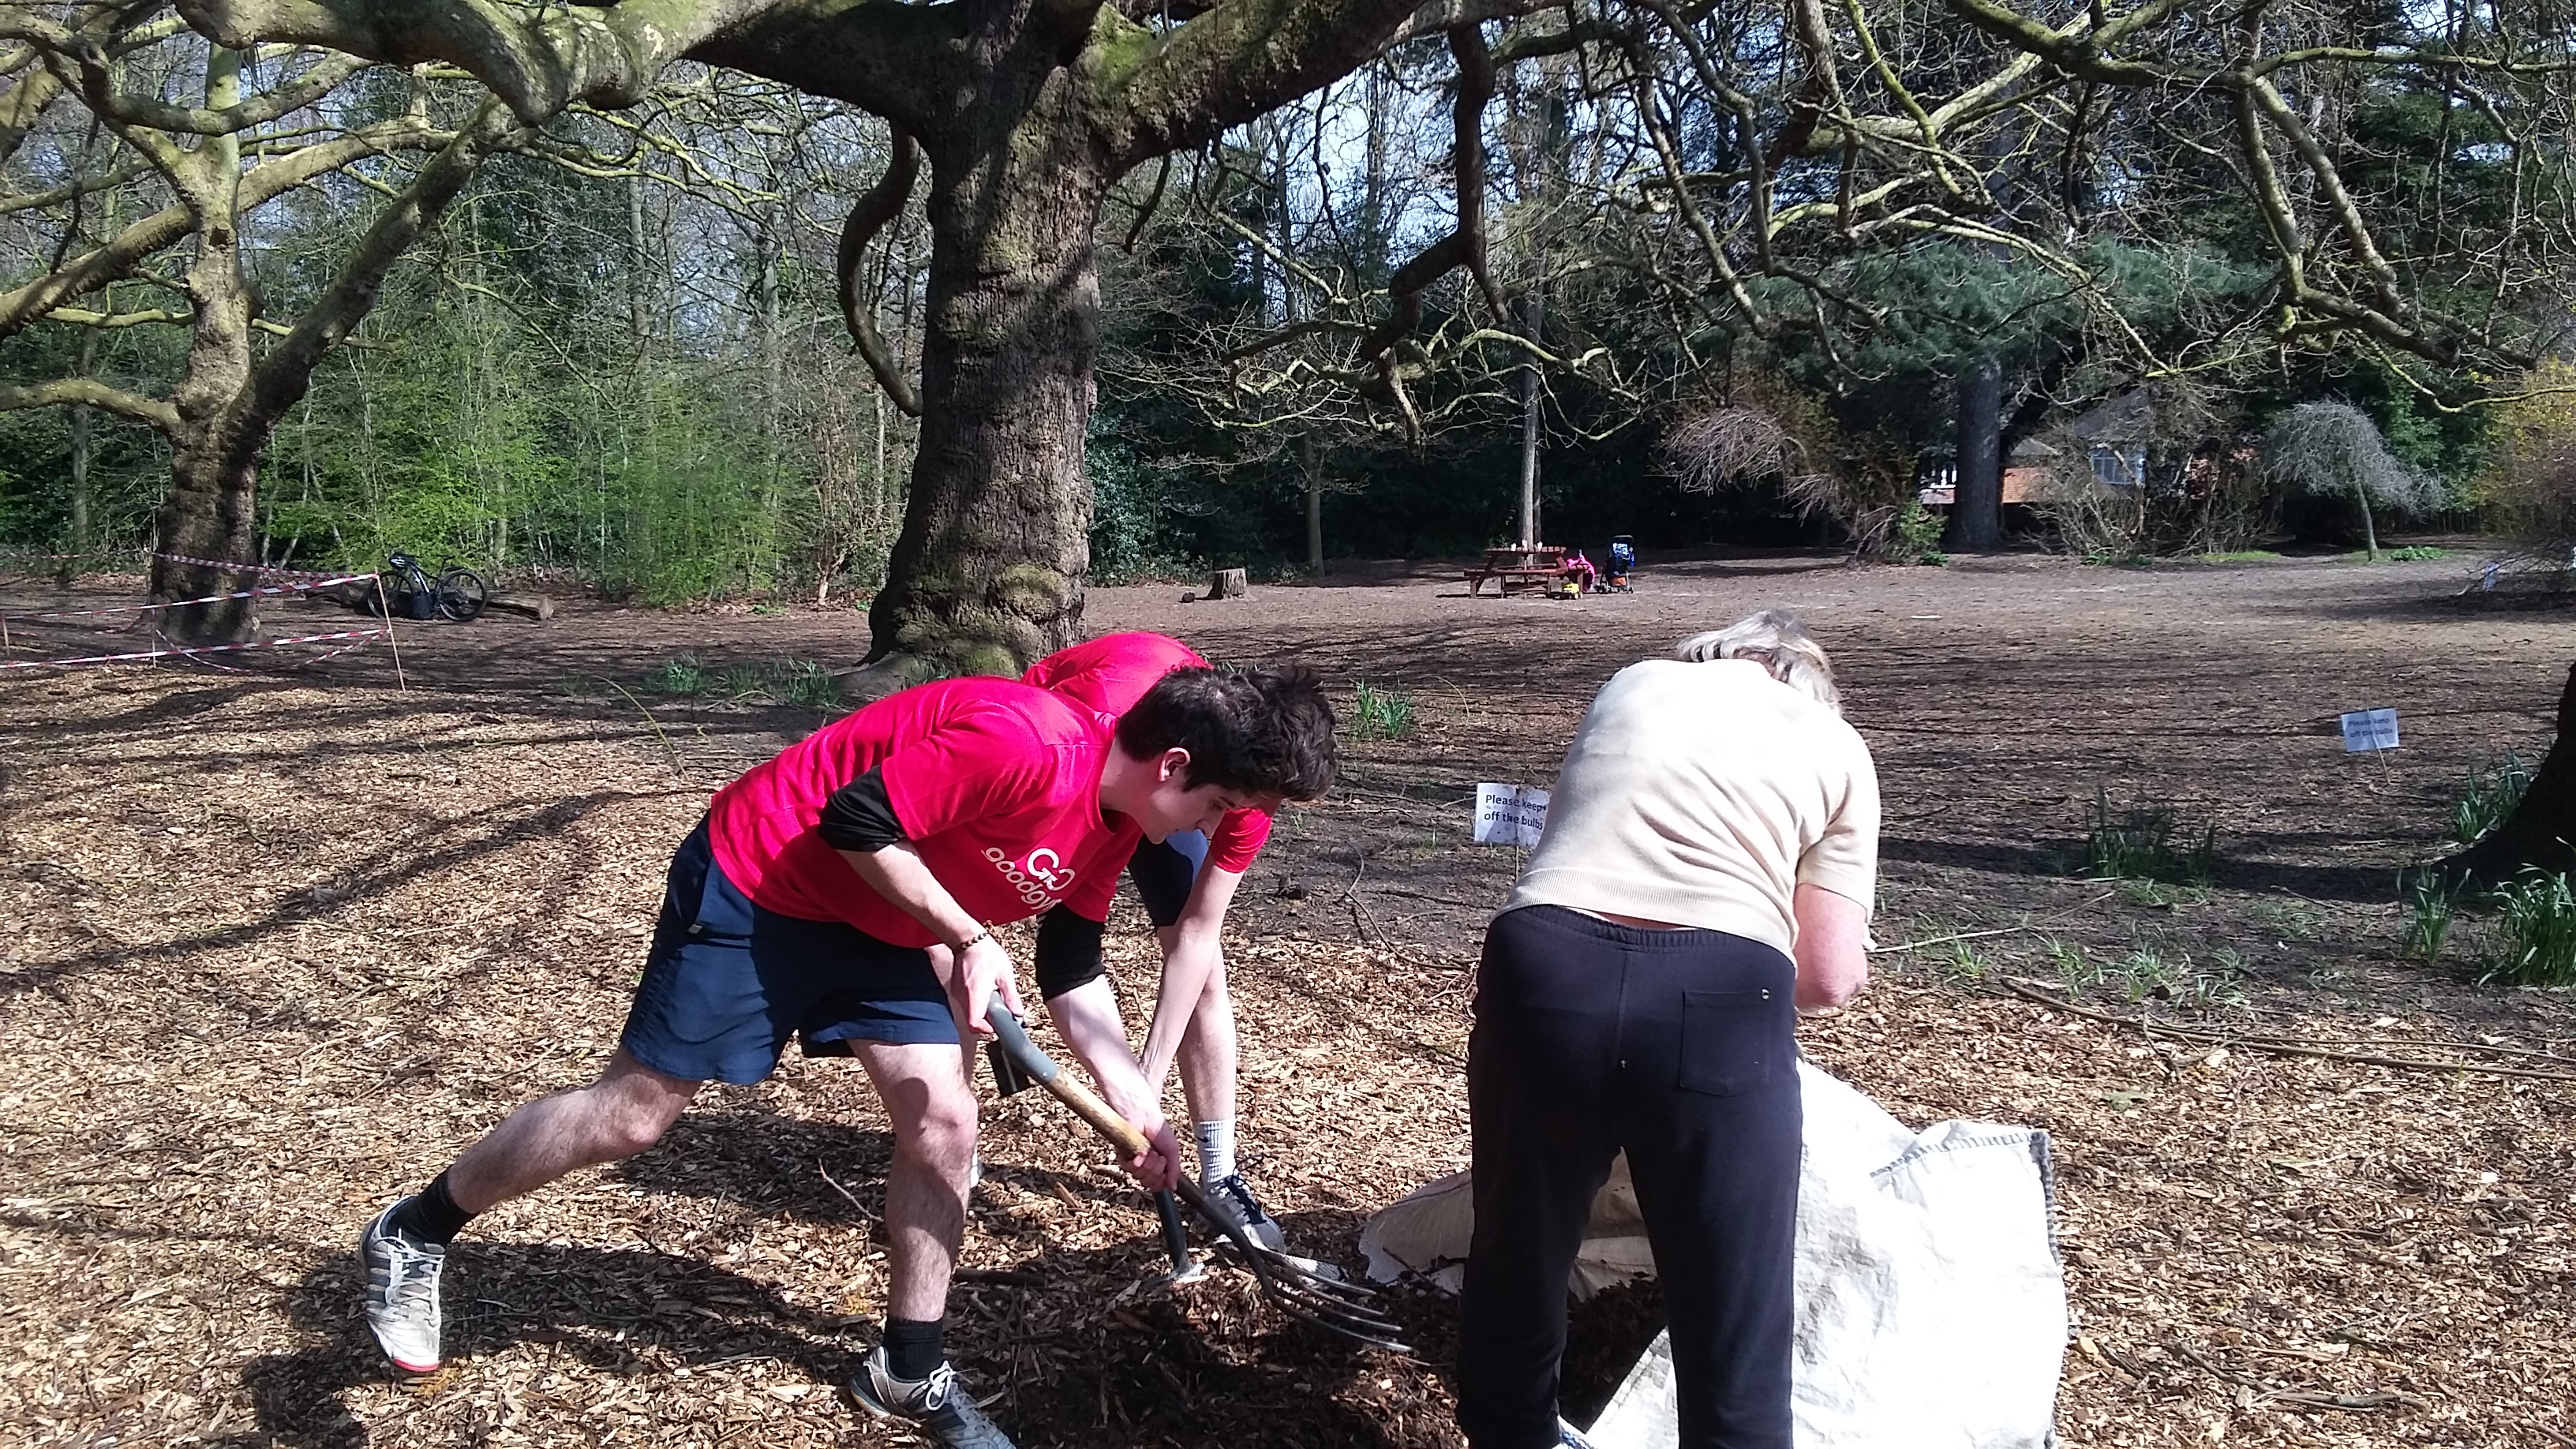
left=2, top=664, right=2570, bottom=1447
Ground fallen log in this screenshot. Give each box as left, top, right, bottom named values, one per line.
left=485, top=593, right=554, bottom=622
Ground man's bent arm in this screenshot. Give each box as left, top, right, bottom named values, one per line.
left=1138, top=863, right=1245, bottom=1091
left=839, top=842, right=1024, bottom=1033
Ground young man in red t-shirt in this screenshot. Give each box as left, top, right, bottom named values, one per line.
left=354, top=665, right=1335, bottom=1448
left=1020, top=634, right=1294, bottom=1248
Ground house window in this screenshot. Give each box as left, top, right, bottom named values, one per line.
left=2090, top=445, right=2146, bottom=489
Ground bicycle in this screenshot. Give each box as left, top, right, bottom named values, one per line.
left=380, top=552, right=489, bottom=623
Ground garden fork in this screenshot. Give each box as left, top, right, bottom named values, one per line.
left=981, top=994, right=1411, bottom=1352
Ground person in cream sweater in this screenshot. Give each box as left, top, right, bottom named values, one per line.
left=1455, top=609, right=1878, bottom=1449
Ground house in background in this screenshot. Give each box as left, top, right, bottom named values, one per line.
left=1918, top=390, right=2160, bottom=509
left=1916, top=437, right=2061, bottom=507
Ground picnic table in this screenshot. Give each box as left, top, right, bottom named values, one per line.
left=1464, top=545, right=1568, bottom=596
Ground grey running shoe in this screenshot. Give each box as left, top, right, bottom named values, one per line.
left=847, top=1350, right=1017, bottom=1448
left=359, top=1200, right=446, bottom=1373
left=1200, top=1172, right=1286, bottom=1252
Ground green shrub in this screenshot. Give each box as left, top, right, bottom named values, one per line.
left=1893, top=500, right=1945, bottom=563
left=2451, top=753, right=2533, bottom=847
left=2481, top=871, right=2576, bottom=987
left=1347, top=680, right=1417, bottom=741
left=2383, top=545, right=2448, bottom=561
left=2085, top=787, right=2218, bottom=884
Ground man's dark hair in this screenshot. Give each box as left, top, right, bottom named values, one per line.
left=1114, top=665, right=1338, bottom=800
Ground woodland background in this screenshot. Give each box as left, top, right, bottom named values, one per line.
left=8, top=2, right=2576, bottom=614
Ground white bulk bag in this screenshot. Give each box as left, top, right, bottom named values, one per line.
left=1358, top=1063, right=2065, bottom=1448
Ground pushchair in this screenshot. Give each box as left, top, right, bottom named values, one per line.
left=1603, top=535, right=1636, bottom=593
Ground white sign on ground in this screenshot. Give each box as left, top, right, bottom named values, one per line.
left=1473, top=783, right=1551, bottom=847
left=2341, top=708, right=2401, bottom=753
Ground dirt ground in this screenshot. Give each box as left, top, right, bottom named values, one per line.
left=3, top=548, right=2573, bottom=1447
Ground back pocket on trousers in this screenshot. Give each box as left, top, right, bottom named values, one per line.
left=1678, top=988, right=1787, bottom=1096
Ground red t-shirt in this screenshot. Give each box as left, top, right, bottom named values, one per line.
left=707, top=677, right=1129, bottom=940
left=1020, top=632, right=1274, bottom=873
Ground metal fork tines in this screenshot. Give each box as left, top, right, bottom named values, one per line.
left=1170, top=1177, right=1410, bottom=1350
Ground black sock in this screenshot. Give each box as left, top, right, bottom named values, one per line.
left=390, top=1172, right=475, bottom=1246
left=882, top=1316, right=945, bottom=1382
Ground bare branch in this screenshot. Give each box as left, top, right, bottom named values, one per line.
left=837, top=129, right=923, bottom=416
left=0, top=377, right=178, bottom=432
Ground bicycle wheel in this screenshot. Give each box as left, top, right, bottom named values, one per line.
left=436, top=567, right=489, bottom=622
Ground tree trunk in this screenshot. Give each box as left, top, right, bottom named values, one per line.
left=1518, top=290, right=1544, bottom=550
left=151, top=441, right=264, bottom=641
left=2440, top=661, right=2576, bottom=886
left=848, top=114, right=1109, bottom=695
left=1944, top=351, right=2004, bottom=552
left=63, top=328, right=95, bottom=589
left=149, top=43, right=261, bottom=644
left=1302, top=432, right=1324, bottom=571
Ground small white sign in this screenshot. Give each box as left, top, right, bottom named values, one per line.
left=2340, top=708, right=2401, bottom=753
left=1474, top=783, right=1551, bottom=847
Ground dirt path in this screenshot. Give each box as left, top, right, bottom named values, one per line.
left=2, top=550, right=2570, bottom=1447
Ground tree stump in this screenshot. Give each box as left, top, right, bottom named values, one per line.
left=1208, top=567, right=1249, bottom=600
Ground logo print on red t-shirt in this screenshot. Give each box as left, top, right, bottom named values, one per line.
left=985, top=846, right=1075, bottom=908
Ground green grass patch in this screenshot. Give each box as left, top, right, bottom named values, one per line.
left=2481, top=871, right=2576, bottom=987
left=1346, top=680, right=1418, bottom=741
left=646, top=653, right=841, bottom=707
left=650, top=653, right=710, bottom=696
left=2041, top=937, right=2100, bottom=996
left=2450, top=753, right=2533, bottom=847
left=2250, top=898, right=2323, bottom=943
left=2401, top=873, right=2460, bottom=964
left=2085, top=788, right=2218, bottom=885
left=774, top=661, right=839, bottom=708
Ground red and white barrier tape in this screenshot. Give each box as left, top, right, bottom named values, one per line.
left=147, top=550, right=351, bottom=582
left=0, top=627, right=388, bottom=672
left=1, top=571, right=378, bottom=623
left=1, top=548, right=140, bottom=565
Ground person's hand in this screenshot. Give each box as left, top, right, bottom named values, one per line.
left=1095, top=1057, right=1182, bottom=1192
left=935, top=935, right=1024, bottom=1038
left=1121, top=1107, right=1183, bottom=1193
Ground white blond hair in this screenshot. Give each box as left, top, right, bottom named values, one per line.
left=1674, top=608, right=1840, bottom=710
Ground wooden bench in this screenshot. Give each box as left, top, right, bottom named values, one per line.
left=1465, top=545, right=1569, bottom=596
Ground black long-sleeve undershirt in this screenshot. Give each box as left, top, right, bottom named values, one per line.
left=817, top=766, right=906, bottom=851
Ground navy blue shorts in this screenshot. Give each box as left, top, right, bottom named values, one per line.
left=1128, top=829, right=1209, bottom=927
left=619, top=822, right=957, bottom=1084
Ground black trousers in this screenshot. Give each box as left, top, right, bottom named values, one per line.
left=1456, top=905, right=1802, bottom=1449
